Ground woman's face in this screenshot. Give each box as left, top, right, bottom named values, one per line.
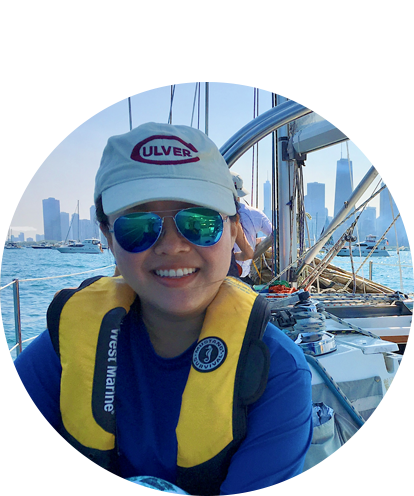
left=104, top=200, right=237, bottom=321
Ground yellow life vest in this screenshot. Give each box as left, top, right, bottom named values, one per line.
left=47, top=275, right=270, bottom=495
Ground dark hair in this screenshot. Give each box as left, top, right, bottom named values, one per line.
left=95, top=195, right=109, bottom=228
left=94, top=195, right=239, bottom=228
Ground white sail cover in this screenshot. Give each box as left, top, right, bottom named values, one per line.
left=288, top=83, right=414, bottom=153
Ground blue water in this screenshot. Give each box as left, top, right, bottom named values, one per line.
left=1, top=248, right=116, bottom=357
left=1, top=248, right=413, bottom=357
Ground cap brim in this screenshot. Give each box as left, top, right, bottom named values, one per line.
left=102, top=178, right=237, bottom=216
left=236, top=188, right=249, bottom=197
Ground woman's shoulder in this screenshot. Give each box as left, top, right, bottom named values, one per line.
left=263, top=322, right=310, bottom=375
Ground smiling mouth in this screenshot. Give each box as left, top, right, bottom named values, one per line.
left=154, top=268, right=199, bottom=278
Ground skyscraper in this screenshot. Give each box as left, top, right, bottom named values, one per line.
left=357, top=206, right=376, bottom=240
left=263, top=180, right=272, bottom=221
left=304, top=182, right=327, bottom=244
left=60, top=212, right=70, bottom=242
left=42, top=197, right=62, bottom=241
left=333, top=158, right=354, bottom=240
left=90, top=204, right=100, bottom=239
left=71, top=212, right=79, bottom=241
left=378, top=183, right=409, bottom=247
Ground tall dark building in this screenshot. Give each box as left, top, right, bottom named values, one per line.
left=357, top=206, right=376, bottom=240
left=305, top=182, right=327, bottom=243
left=42, top=197, right=62, bottom=241
left=333, top=158, right=354, bottom=240
left=263, top=180, right=272, bottom=221
left=60, top=212, right=70, bottom=242
left=378, top=183, right=409, bottom=247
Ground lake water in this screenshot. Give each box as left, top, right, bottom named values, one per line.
left=1, top=247, right=413, bottom=358
left=1, top=248, right=116, bottom=357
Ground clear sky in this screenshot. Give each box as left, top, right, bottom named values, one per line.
left=9, top=82, right=376, bottom=239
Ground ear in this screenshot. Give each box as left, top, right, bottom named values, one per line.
left=100, top=223, right=113, bottom=251
left=229, top=218, right=239, bottom=245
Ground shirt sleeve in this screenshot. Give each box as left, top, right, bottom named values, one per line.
left=220, top=324, right=313, bottom=494
left=0, top=331, right=61, bottom=475
left=259, top=212, right=273, bottom=236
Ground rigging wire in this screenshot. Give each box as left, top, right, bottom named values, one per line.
left=388, top=189, right=404, bottom=291
left=197, top=83, right=201, bottom=129
left=251, top=88, right=257, bottom=207
left=341, top=140, right=365, bottom=294
left=168, top=85, right=176, bottom=124
left=190, top=83, right=199, bottom=128
left=255, top=89, right=259, bottom=208
left=128, top=97, right=133, bottom=131
left=341, top=213, right=401, bottom=293
left=263, top=184, right=387, bottom=290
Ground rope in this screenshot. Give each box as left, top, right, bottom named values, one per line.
left=341, top=214, right=401, bottom=292
left=298, top=157, right=414, bottom=287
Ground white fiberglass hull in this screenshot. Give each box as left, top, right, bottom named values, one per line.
left=56, top=246, right=102, bottom=254
left=337, top=249, right=390, bottom=257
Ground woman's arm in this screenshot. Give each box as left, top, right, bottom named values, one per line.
left=233, top=222, right=254, bottom=261
left=220, top=326, right=313, bottom=494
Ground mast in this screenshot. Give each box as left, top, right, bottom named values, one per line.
left=205, top=82, right=209, bottom=136
left=276, top=95, right=297, bottom=285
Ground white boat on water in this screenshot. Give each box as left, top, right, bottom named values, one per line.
left=31, top=242, right=55, bottom=249
left=56, top=238, right=103, bottom=254
left=337, top=234, right=390, bottom=257
left=4, top=242, right=23, bottom=249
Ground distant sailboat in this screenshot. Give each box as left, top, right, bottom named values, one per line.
left=56, top=201, right=103, bottom=254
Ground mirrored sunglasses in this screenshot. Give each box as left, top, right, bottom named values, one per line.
left=109, top=207, right=227, bottom=253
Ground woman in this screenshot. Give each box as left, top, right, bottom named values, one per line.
left=15, top=122, right=313, bottom=495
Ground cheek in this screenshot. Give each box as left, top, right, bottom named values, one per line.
left=208, top=228, right=234, bottom=272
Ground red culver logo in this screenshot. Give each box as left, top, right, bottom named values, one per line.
left=131, top=135, right=200, bottom=165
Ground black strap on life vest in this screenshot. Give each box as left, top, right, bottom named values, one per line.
left=47, top=275, right=124, bottom=474
left=176, top=293, right=270, bottom=495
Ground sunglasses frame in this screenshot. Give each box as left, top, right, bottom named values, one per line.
left=108, top=207, right=228, bottom=253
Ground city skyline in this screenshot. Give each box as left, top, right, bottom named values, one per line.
left=7, top=83, right=382, bottom=241
left=9, top=169, right=409, bottom=249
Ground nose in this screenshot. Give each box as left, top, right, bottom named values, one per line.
left=153, top=217, right=191, bottom=255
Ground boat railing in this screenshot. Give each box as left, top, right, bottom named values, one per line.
left=0, top=264, right=115, bottom=357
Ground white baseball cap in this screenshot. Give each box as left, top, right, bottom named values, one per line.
left=94, top=122, right=237, bottom=216
left=231, top=171, right=249, bottom=198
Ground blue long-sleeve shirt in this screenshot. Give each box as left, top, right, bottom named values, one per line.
left=15, top=315, right=312, bottom=494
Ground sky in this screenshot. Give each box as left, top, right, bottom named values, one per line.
left=8, top=82, right=378, bottom=240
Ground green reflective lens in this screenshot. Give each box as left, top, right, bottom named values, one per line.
left=113, top=212, right=162, bottom=253
left=175, top=208, right=223, bottom=246
left=112, top=208, right=224, bottom=253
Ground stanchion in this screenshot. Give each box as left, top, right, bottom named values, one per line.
left=12, top=279, right=22, bottom=356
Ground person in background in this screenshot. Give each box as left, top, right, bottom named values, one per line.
left=15, top=123, right=312, bottom=495
left=231, top=171, right=273, bottom=285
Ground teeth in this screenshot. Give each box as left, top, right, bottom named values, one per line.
left=155, top=268, right=196, bottom=278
